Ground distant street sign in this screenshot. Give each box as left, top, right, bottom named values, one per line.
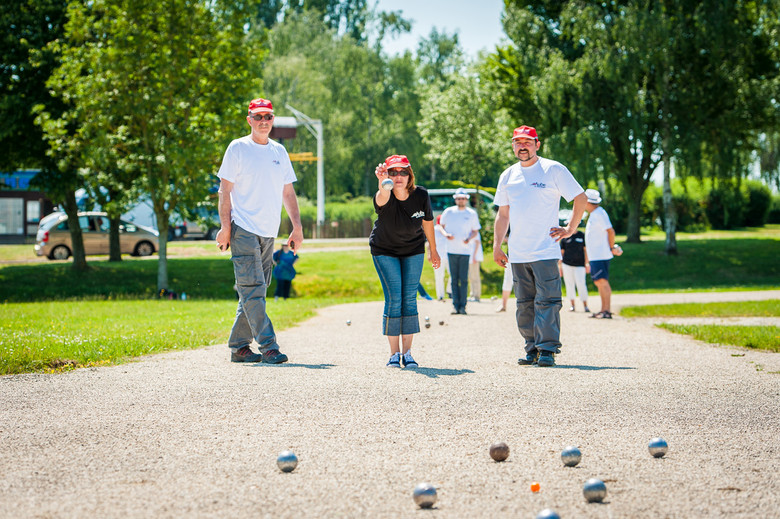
left=288, top=152, right=319, bottom=163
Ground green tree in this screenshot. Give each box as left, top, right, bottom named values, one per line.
left=418, top=70, right=513, bottom=189
left=45, top=0, right=263, bottom=289
left=490, top=0, right=779, bottom=242
left=262, top=9, right=426, bottom=198
left=1, top=0, right=91, bottom=270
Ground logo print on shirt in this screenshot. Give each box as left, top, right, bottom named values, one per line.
left=273, top=160, right=281, bottom=165
left=530, top=182, right=546, bottom=188
left=411, top=211, right=425, bottom=218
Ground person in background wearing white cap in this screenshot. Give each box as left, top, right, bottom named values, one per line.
left=583, top=188, right=623, bottom=319
left=493, top=125, right=587, bottom=367
left=216, top=98, right=304, bottom=364
left=369, top=155, right=440, bottom=369
left=440, top=188, right=481, bottom=315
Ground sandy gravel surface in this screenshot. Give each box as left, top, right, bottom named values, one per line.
left=1, top=291, right=779, bottom=518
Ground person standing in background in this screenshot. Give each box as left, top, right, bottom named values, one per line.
left=440, top=188, right=481, bottom=315
left=468, top=233, right=483, bottom=302
left=559, top=225, right=590, bottom=313
left=584, top=188, right=623, bottom=319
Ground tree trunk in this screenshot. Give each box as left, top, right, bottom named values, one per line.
left=63, top=190, right=89, bottom=271
left=109, top=216, right=122, bottom=262
left=155, top=210, right=169, bottom=291
left=662, top=154, right=677, bottom=255
left=625, top=196, right=641, bottom=243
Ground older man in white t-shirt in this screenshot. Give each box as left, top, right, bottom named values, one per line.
left=584, top=188, right=623, bottom=319
left=493, top=125, right=587, bottom=367
left=216, top=98, right=304, bottom=364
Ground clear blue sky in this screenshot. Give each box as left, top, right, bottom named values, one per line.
left=374, top=0, right=506, bottom=58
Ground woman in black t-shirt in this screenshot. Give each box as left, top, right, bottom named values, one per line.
left=369, top=154, right=441, bottom=369
left=558, top=230, right=590, bottom=313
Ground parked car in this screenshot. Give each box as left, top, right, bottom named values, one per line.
left=34, top=211, right=159, bottom=260
left=169, top=207, right=219, bottom=241
left=426, top=188, right=496, bottom=216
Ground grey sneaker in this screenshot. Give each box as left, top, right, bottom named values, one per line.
left=537, top=351, right=556, bottom=367
left=387, top=352, right=401, bottom=368
left=261, top=349, right=288, bottom=364
left=231, top=346, right=263, bottom=363
left=518, top=350, right=538, bottom=365
left=402, top=351, right=418, bottom=369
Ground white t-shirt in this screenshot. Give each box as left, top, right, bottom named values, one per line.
left=494, top=157, right=584, bottom=263
left=585, top=206, right=614, bottom=261
left=470, top=236, right=484, bottom=262
left=434, top=224, right=448, bottom=258
left=440, top=206, right=481, bottom=255
left=217, top=135, right=296, bottom=238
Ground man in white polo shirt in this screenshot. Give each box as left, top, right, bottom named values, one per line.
left=440, top=188, right=481, bottom=315
left=216, top=98, right=304, bottom=364
left=493, top=125, right=587, bottom=367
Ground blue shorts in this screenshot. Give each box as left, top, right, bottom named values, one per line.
left=590, top=259, right=611, bottom=282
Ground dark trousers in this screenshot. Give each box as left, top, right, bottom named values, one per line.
left=448, top=253, right=470, bottom=313
left=274, top=279, right=292, bottom=299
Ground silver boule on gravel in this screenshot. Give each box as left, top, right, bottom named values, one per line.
left=489, top=442, right=510, bottom=462
left=346, top=320, right=351, bottom=326
left=276, top=450, right=298, bottom=472
left=583, top=477, right=607, bottom=503
left=381, top=178, right=394, bottom=191
left=648, top=437, right=669, bottom=458
left=412, top=482, right=437, bottom=508
left=561, top=445, right=582, bottom=467
left=536, top=509, right=561, bottom=519
left=425, top=316, right=431, bottom=328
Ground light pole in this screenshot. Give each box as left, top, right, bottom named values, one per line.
left=285, top=104, right=324, bottom=237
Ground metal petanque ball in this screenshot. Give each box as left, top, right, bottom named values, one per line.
left=648, top=437, right=668, bottom=458
left=489, top=442, right=510, bottom=462
left=583, top=478, right=607, bottom=503
left=438, top=320, right=445, bottom=326
left=346, top=320, right=351, bottom=326
left=536, top=509, right=561, bottom=519
left=425, top=316, right=431, bottom=328
left=276, top=450, right=298, bottom=473
left=412, top=482, right=437, bottom=508
left=561, top=445, right=582, bottom=467
left=381, top=178, right=394, bottom=191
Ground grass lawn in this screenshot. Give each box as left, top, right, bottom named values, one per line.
left=622, top=299, right=779, bottom=354
left=1, top=225, right=778, bottom=374
left=657, top=324, right=780, bottom=353
left=621, top=300, right=780, bottom=318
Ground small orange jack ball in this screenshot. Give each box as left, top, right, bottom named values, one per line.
left=530, top=481, right=541, bottom=493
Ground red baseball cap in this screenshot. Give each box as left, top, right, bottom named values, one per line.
left=248, top=98, right=273, bottom=114
left=512, top=125, right=538, bottom=141
left=385, top=154, right=411, bottom=169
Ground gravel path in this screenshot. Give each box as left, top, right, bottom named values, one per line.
left=1, top=290, right=779, bottom=518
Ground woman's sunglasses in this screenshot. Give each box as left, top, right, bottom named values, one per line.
left=387, top=168, right=410, bottom=177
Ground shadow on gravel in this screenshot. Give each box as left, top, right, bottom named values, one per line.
left=406, top=368, right=475, bottom=379
left=249, top=363, right=336, bottom=370
left=555, top=365, right=636, bottom=371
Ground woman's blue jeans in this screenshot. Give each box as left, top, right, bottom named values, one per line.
left=372, top=253, right=424, bottom=336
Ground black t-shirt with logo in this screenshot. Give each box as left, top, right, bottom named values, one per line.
left=369, top=186, right=434, bottom=257
left=560, top=231, right=586, bottom=266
